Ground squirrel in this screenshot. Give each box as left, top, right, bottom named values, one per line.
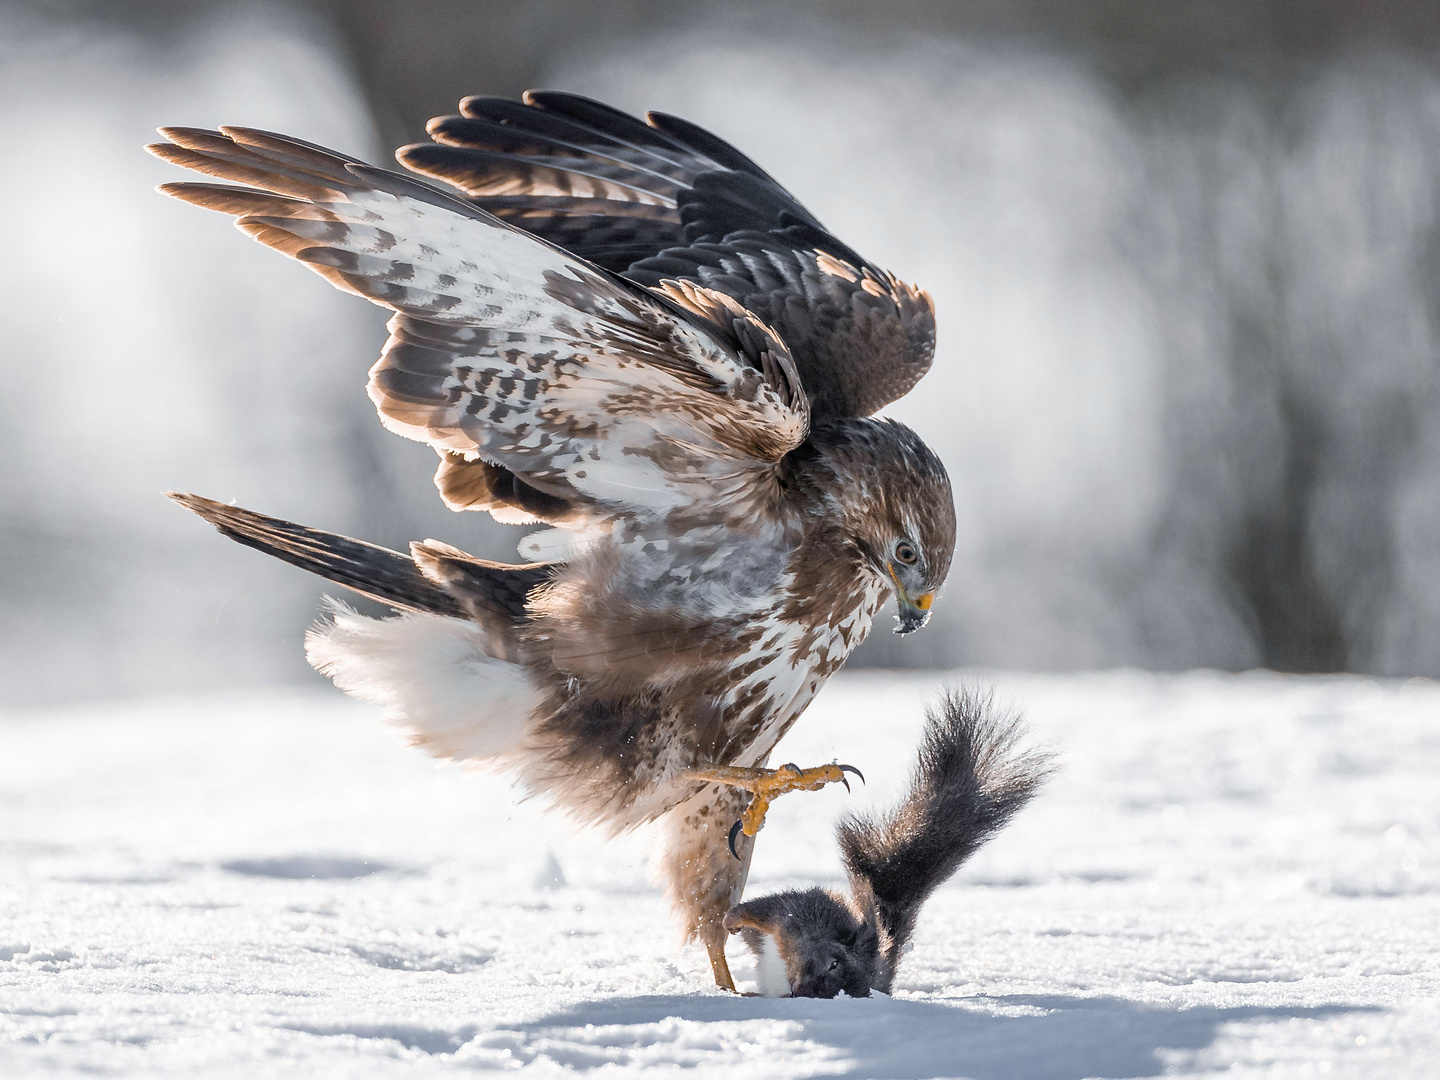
left=722, top=687, right=1054, bottom=998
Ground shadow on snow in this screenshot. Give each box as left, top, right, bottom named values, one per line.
left=293, top=992, right=1377, bottom=1077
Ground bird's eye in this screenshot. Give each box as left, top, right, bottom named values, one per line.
left=894, top=540, right=918, bottom=565
left=828, top=959, right=839, bottom=971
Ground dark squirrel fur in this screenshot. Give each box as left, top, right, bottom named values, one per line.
left=724, top=687, right=1053, bottom=997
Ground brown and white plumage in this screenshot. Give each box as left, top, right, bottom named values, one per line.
left=397, top=92, right=935, bottom=421
left=151, top=95, right=955, bottom=987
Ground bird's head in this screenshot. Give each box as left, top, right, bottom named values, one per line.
left=815, top=418, right=955, bottom=635
left=874, top=522, right=951, bottom=636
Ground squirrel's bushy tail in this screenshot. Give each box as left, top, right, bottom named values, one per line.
left=837, top=686, right=1053, bottom=986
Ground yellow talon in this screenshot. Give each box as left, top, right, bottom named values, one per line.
left=688, top=761, right=865, bottom=857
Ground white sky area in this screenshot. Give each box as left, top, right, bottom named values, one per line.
left=2, top=671, right=1436, bottom=1076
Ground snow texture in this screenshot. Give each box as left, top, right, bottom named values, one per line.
left=2, top=670, right=1437, bottom=1077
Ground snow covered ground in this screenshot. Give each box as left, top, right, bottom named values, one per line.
left=2, top=669, right=1437, bottom=1078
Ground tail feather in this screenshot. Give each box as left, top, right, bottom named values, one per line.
left=166, top=491, right=468, bottom=619
left=167, top=493, right=559, bottom=661
left=837, top=687, right=1054, bottom=979
left=172, top=491, right=547, bottom=765
left=409, top=539, right=559, bottom=660
left=305, top=600, right=538, bottom=765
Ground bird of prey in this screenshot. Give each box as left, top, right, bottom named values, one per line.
left=151, top=92, right=954, bottom=991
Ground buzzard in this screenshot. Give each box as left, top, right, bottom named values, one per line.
left=151, top=93, right=954, bottom=991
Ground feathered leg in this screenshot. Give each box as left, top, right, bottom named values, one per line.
left=656, top=782, right=759, bottom=991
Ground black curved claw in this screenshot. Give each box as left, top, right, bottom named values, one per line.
left=839, top=764, right=866, bottom=789
left=780, top=762, right=801, bottom=775
left=728, top=819, right=744, bottom=860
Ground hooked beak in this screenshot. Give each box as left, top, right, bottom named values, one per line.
left=887, top=563, right=934, bottom=636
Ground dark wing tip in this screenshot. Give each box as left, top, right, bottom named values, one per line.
left=521, top=88, right=604, bottom=111
left=394, top=140, right=427, bottom=166
left=145, top=141, right=194, bottom=166
left=165, top=489, right=227, bottom=518
left=154, top=180, right=212, bottom=203
left=166, top=491, right=247, bottom=534
left=644, top=109, right=775, bottom=181
left=153, top=125, right=222, bottom=148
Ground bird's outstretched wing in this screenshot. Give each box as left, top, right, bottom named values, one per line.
left=149, top=126, right=808, bottom=531
left=396, top=92, right=935, bottom=418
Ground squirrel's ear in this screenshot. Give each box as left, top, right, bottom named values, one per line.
left=847, top=898, right=880, bottom=953
left=853, top=916, right=880, bottom=953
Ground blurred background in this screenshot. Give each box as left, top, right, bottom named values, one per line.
left=4, top=0, right=1440, bottom=705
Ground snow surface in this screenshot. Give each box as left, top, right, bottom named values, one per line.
left=2, top=670, right=1437, bottom=1078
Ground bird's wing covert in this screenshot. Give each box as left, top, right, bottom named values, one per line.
left=396, top=91, right=935, bottom=418
left=149, top=126, right=808, bottom=527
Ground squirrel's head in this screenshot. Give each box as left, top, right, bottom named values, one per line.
left=786, top=920, right=881, bottom=999
left=724, top=888, right=881, bottom=998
